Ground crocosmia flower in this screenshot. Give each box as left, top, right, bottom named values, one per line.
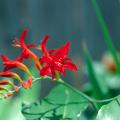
left=40, top=36, right=78, bottom=79
left=1, top=55, right=32, bottom=76
left=13, top=29, right=41, bottom=70
left=0, top=29, right=78, bottom=98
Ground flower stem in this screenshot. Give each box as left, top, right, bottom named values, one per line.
left=55, top=71, right=60, bottom=80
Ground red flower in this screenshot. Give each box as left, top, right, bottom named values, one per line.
left=13, top=29, right=41, bottom=70
left=1, top=55, right=32, bottom=76
left=40, top=36, right=78, bottom=79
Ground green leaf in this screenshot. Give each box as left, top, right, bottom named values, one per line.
left=96, top=95, right=120, bottom=120
left=45, top=84, right=89, bottom=119
left=22, top=84, right=89, bottom=120
left=91, top=0, right=120, bottom=73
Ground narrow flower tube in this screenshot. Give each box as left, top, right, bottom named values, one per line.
left=0, top=72, right=22, bottom=82
left=0, top=80, right=19, bottom=92
left=0, top=80, right=12, bottom=85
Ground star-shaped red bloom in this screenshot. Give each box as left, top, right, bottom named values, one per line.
left=13, top=29, right=41, bottom=70
left=40, top=36, right=78, bottom=79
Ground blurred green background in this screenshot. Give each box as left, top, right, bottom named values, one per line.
left=0, top=0, right=120, bottom=120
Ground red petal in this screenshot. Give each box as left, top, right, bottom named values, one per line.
left=27, top=44, right=37, bottom=48
left=14, top=86, right=19, bottom=92
left=51, top=69, right=55, bottom=80
left=22, top=81, right=28, bottom=89
left=16, top=56, right=23, bottom=62
left=41, top=35, right=49, bottom=56
left=48, top=49, right=58, bottom=54
left=1, top=55, right=23, bottom=71
left=0, top=72, right=13, bottom=77
left=20, top=29, right=28, bottom=47
left=40, top=65, right=50, bottom=76
left=3, top=62, right=16, bottom=71
left=40, top=56, right=51, bottom=63
left=3, top=60, right=28, bottom=72
left=27, top=77, right=32, bottom=88
left=63, top=57, right=72, bottom=61
left=1, top=55, right=9, bottom=61
left=53, top=64, right=66, bottom=75
left=55, top=42, right=70, bottom=58
left=63, top=62, right=78, bottom=71
left=0, top=80, right=9, bottom=85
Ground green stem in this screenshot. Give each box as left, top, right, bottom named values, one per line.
left=55, top=71, right=60, bottom=80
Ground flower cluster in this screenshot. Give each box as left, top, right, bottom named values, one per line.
left=0, top=29, right=78, bottom=98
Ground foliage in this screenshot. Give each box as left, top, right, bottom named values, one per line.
left=22, top=84, right=89, bottom=120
